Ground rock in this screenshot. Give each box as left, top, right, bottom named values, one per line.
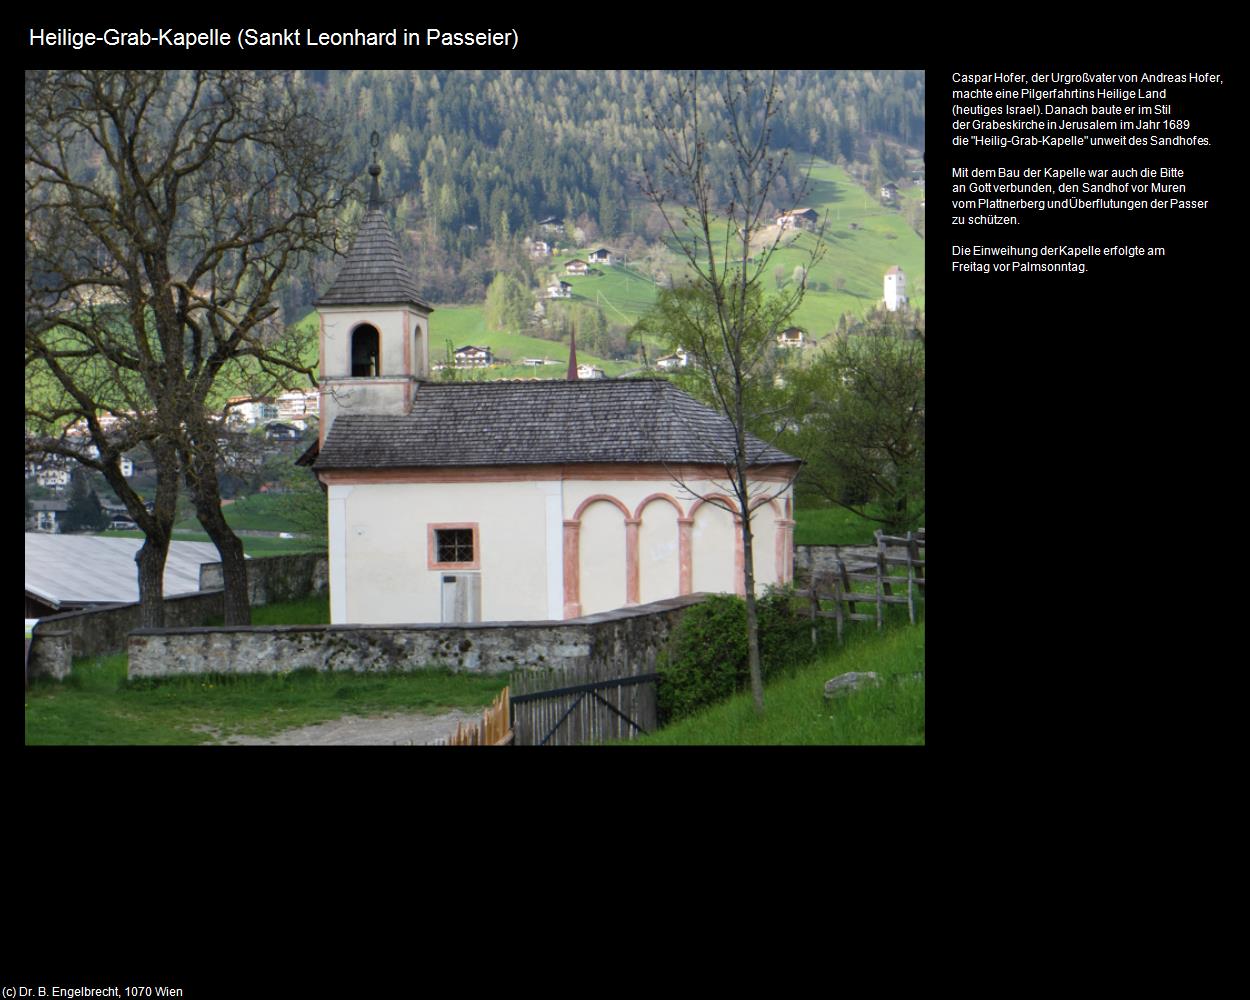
left=823, top=671, right=880, bottom=699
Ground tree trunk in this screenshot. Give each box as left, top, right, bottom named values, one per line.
left=128, top=440, right=182, bottom=629
left=737, top=467, right=765, bottom=715
left=185, top=449, right=251, bottom=625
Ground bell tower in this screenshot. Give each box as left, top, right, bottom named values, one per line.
left=316, top=132, right=432, bottom=444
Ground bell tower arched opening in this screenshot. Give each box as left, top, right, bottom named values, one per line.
left=351, top=324, right=380, bottom=377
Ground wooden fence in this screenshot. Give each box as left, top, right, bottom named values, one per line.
left=436, top=687, right=514, bottom=746
left=509, top=661, right=658, bottom=746
left=797, top=529, right=925, bottom=644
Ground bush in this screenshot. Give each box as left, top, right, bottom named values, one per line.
left=658, top=589, right=830, bottom=723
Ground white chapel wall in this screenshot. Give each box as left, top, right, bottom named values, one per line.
left=337, top=480, right=552, bottom=625
left=637, top=496, right=681, bottom=605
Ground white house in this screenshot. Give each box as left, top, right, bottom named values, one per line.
left=226, top=396, right=280, bottom=427
left=564, top=259, right=590, bottom=276
left=884, top=265, right=907, bottom=311
left=30, top=500, right=68, bottom=533
left=776, top=208, right=819, bottom=231
left=276, top=388, right=320, bottom=423
left=530, top=240, right=551, bottom=258
left=655, top=348, right=690, bottom=370
left=453, top=345, right=493, bottom=367
left=588, top=248, right=613, bottom=266
left=576, top=363, right=605, bottom=380
left=776, top=327, right=806, bottom=349
left=547, top=280, right=573, bottom=300
left=306, top=158, right=798, bottom=627
left=37, top=468, right=70, bottom=489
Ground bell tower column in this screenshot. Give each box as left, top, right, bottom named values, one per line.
left=315, top=131, right=433, bottom=445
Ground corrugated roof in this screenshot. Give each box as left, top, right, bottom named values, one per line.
left=24, top=533, right=226, bottom=610
left=316, top=206, right=432, bottom=310
left=314, top=378, right=798, bottom=470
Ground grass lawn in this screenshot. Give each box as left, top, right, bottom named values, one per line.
left=793, top=505, right=925, bottom=546
left=100, top=529, right=325, bottom=556
left=24, top=655, right=510, bottom=746
left=431, top=304, right=632, bottom=375
left=632, top=619, right=924, bottom=746
left=177, top=492, right=303, bottom=533
left=793, top=506, right=879, bottom=545
left=23, top=591, right=511, bottom=745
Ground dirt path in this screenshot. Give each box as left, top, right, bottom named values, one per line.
left=207, top=708, right=484, bottom=746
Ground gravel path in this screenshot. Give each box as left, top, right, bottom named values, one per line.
left=208, top=708, right=485, bottom=746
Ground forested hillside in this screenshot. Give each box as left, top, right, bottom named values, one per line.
left=289, top=70, right=925, bottom=310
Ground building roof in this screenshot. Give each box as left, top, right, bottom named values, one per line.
left=315, top=379, right=798, bottom=470
left=886, top=265, right=903, bottom=275
left=316, top=205, right=432, bottom=311
left=24, top=533, right=225, bottom=611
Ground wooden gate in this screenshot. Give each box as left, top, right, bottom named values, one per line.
left=510, top=662, right=658, bottom=746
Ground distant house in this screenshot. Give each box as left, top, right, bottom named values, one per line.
left=276, top=389, right=320, bottom=424
left=776, top=327, right=806, bottom=349
left=881, top=182, right=899, bottom=202
left=564, top=259, right=590, bottom=276
left=537, top=216, right=563, bottom=232
left=453, top=345, right=493, bottom=367
left=655, top=348, right=690, bottom=370
left=530, top=240, right=551, bottom=258
left=547, top=279, right=573, bottom=300
left=226, top=396, right=280, bottom=428
left=265, top=422, right=302, bottom=442
left=588, top=248, right=613, bottom=266
left=576, top=363, right=605, bottom=380
left=37, top=467, right=70, bottom=490
left=29, top=500, right=69, bottom=534
left=776, top=208, right=819, bottom=231
left=884, top=266, right=907, bottom=311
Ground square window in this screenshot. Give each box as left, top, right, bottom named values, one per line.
left=428, top=523, right=480, bottom=570
left=436, top=528, right=474, bottom=564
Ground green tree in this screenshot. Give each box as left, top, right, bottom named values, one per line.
left=641, top=71, right=823, bottom=715
left=26, top=70, right=352, bottom=625
left=61, top=470, right=109, bottom=533
left=483, top=273, right=534, bottom=333
left=788, top=311, right=924, bottom=533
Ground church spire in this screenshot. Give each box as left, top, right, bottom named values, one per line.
left=567, top=324, right=579, bottom=381
left=367, top=130, right=382, bottom=209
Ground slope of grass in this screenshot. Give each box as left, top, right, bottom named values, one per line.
left=631, top=620, right=924, bottom=745
left=429, top=304, right=631, bottom=374
left=792, top=506, right=924, bottom=546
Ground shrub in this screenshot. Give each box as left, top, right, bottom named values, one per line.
left=658, top=589, right=831, bottom=723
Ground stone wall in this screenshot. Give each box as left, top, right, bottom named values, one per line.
left=793, top=544, right=879, bottom=583
left=27, top=628, right=72, bottom=683
left=28, top=551, right=329, bottom=673
left=30, top=590, right=226, bottom=670
left=198, top=551, right=329, bottom=606
left=127, top=594, right=705, bottom=680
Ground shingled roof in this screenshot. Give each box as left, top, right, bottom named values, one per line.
left=316, top=205, right=432, bottom=310
left=314, top=379, right=798, bottom=470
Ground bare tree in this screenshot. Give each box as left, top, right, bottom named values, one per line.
left=25, top=70, right=353, bottom=625
left=641, top=71, right=824, bottom=714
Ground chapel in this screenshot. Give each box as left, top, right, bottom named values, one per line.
left=309, top=155, right=799, bottom=625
